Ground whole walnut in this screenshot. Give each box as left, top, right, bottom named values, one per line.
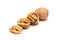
left=35, top=7, right=48, bottom=21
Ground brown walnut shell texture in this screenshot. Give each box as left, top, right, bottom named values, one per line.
left=35, top=7, right=48, bottom=20
left=27, top=12, right=39, bottom=25
left=9, top=25, right=22, bottom=34
left=17, top=18, right=30, bottom=29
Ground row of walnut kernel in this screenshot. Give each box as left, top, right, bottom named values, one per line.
left=9, top=7, right=49, bottom=34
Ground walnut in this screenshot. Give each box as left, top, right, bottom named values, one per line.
left=17, top=18, right=30, bottom=29
left=9, top=25, right=22, bottom=34
left=27, top=12, right=39, bottom=25
left=35, top=7, right=48, bottom=21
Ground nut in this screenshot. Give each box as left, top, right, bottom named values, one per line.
left=17, top=18, right=30, bottom=29
left=27, top=12, right=39, bottom=25
left=9, top=25, right=22, bottom=34
left=35, top=7, right=48, bottom=20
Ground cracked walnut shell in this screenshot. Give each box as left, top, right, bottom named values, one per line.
left=17, top=18, right=30, bottom=29
left=27, top=12, right=39, bottom=25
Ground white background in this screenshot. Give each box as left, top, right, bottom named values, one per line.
left=0, top=0, right=60, bottom=40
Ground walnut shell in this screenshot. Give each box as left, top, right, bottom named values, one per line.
left=35, top=7, right=48, bottom=21
left=17, top=18, right=30, bottom=29
left=27, top=12, right=39, bottom=25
